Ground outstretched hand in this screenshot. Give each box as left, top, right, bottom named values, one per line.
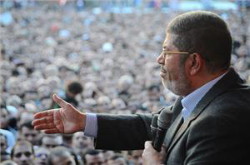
left=32, top=94, right=86, bottom=134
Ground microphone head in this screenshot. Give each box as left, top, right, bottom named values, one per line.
left=158, top=109, right=173, bottom=129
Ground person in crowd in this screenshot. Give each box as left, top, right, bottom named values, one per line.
left=71, top=132, right=93, bottom=155
left=146, top=84, right=161, bottom=102
left=47, top=146, right=77, bottom=165
left=40, top=134, right=63, bottom=150
left=116, top=74, right=134, bottom=105
left=128, top=150, right=143, bottom=165
left=34, top=146, right=50, bottom=165
left=0, top=160, right=18, bottom=165
left=32, top=10, right=250, bottom=164
left=107, top=153, right=128, bottom=165
left=0, top=129, right=15, bottom=155
left=0, top=107, right=17, bottom=138
left=61, top=133, right=73, bottom=148
left=10, top=140, right=35, bottom=165
left=51, top=80, right=83, bottom=108
left=83, top=149, right=105, bottom=165
left=102, top=150, right=115, bottom=164
left=0, top=133, right=10, bottom=162
left=18, top=121, right=40, bottom=146
left=95, top=95, right=112, bottom=113
left=18, top=111, right=35, bottom=128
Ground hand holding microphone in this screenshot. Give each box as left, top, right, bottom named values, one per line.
left=151, top=109, right=173, bottom=152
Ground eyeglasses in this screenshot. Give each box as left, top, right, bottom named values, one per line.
left=161, top=50, right=190, bottom=59
left=24, top=133, right=37, bottom=138
left=36, top=153, right=48, bottom=158
left=44, top=144, right=59, bottom=148
left=14, top=152, right=32, bottom=158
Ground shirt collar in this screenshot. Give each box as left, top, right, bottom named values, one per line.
left=181, top=72, right=227, bottom=119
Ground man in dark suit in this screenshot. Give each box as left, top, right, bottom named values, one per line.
left=32, top=11, right=250, bottom=164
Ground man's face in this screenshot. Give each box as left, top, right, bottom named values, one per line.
left=50, top=154, right=76, bottom=165
left=147, top=87, right=160, bottom=101
left=40, top=97, right=53, bottom=109
left=42, top=136, right=62, bottom=149
left=130, top=150, right=143, bottom=165
left=85, top=153, right=105, bottom=165
left=157, top=33, right=191, bottom=96
left=20, top=127, right=39, bottom=144
left=12, top=144, right=34, bottom=165
left=72, top=132, right=91, bottom=149
left=34, top=147, right=50, bottom=165
left=108, top=157, right=127, bottom=165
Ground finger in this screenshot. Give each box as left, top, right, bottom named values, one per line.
left=53, top=94, right=70, bottom=109
left=43, top=129, right=61, bottom=134
left=33, top=110, right=54, bottom=119
left=160, top=146, right=167, bottom=155
left=32, top=118, right=45, bottom=127
left=34, top=123, right=56, bottom=130
left=144, top=141, right=152, bottom=149
left=32, top=116, right=54, bottom=128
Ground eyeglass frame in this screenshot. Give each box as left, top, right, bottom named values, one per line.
left=161, top=50, right=190, bottom=59
left=14, top=151, right=32, bottom=158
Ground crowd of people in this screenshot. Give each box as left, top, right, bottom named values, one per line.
left=1, top=1, right=250, bottom=165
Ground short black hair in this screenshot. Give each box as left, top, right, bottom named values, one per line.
left=67, top=81, right=83, bottom=95
left=19, top=121, right=33, bottom=130
left=10, top=140, right=34, bottom=158
left=84, top=149, right=100, bottom=156
left=167, top=11, right=232, bottom=73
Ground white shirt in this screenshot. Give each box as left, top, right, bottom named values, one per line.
left=181, top=73, right=226, bottom=121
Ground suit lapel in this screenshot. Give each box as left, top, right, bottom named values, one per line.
left=163, top=97, right=183, bottom=150
left=165, top=68, right=244, bottom=153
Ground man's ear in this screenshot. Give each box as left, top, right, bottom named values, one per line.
left=187, top=53, right=203, bottom=76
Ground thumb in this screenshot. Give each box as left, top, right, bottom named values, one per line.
left=144, top=141, right=152, bottom=149
left=52, top=94, right=69, bottom=109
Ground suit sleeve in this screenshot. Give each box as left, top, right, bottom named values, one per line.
left=94, top=113, right=153, bottom=150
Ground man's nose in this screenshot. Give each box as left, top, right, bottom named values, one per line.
left=27, top=136, right=33, bottom=141
left=157, top=53, right=164, bottom=64
left=20, top=154, right=28, bottom=161
left=40, top=154, right=48, bottom=159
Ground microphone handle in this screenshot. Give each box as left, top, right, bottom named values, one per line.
left=152, top=128, right=167, bottom=152
left=151, top=125, right=157, bottom=143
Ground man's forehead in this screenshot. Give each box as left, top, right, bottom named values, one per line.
left=43, top=136, right=62, bottom=143
left=162, top=33, right=176, bottom=50
left=15, top=144, right=32, bottom=152
left=22, top=127, right=37, bottom=132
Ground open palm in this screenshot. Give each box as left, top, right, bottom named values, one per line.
left=32, top=94, right=85, bottom=134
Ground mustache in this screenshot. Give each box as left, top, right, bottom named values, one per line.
left=161, top=66, right=167, bottom=73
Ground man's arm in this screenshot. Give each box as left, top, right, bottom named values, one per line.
left=32, top=94, right=154, bottom=151
left=94, top=113, right=153, bottom=150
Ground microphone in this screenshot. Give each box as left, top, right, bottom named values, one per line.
left=150, top=114, right=158, bottom=143
left=152, top=109, right=173, bottom=152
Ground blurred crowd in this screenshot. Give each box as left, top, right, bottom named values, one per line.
left=0, top=1, right=249, bottom=165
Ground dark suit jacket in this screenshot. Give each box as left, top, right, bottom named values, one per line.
left=95, top=68, right=250, bottom=164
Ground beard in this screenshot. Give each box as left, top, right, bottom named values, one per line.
left=162, top=67, right=191, bottom=96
